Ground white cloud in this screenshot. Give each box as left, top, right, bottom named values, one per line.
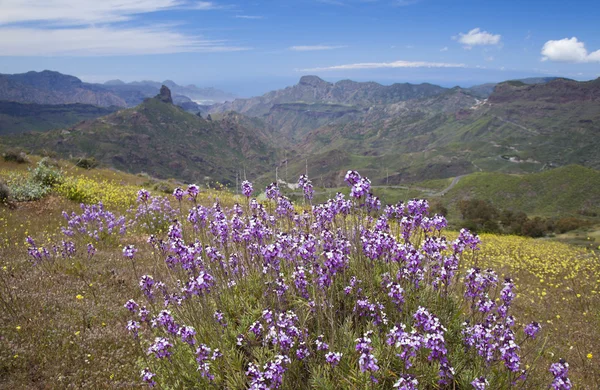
left=394, top=0, right=421, bottom=6
left=440, top=46, right=448, bottom=52
left=0, top=0, right=224, bottom=25
left=541, top=37, right=600, bottom=63
left=456, top=28, right=501, bottom=48
left=289, top=45, right=347, bottom=51
left=299, top=59, right=466, bottom=71
left=0, top=1, right=247, bottom=56
left=235, top=15, right=264, bottom=19
left=0, top=26, right=248, bottom=56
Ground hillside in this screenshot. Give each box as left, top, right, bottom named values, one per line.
left=275, top=77, right=600, bottom=186
left=0, top=70, right=127, bottom=107
left=444, top=165, right=600, bottom=216
left=210, top=75, right=448, bottom=117
left=466, top=77, right=560, bottom=98
left=0, top=101, right=118, bottom=135
left=1, top=87, right=279, bottom=185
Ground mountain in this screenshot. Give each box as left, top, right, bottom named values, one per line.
left=208, top=76, right=450, bottom=142
left=466, top=77, right=561, bottom=98
left=0, top=70, right=127, bottom=107
left=269, top=77, right=600, bottom=186
left=210, top=75, right=448, bottom=117
left=1, top=86, right=279, bottom=185
left=0, top=101, right=118, bottom=135
left=101, top=79, right=236, bottom=106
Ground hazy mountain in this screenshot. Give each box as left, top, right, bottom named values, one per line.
left=0, top=101, right=118, bottom=135
left=101, top=79, right=236, bottom=106
left=274, top=77, right=600, bottom=186
left=3, top=74, right=600, bottom=189
left=209, top=75, right=448, bottom=117
left=0, top=70, right=127, bottom=107
left=2, top=86, right=278, bottom=185
left=208, top=75, right=451, bottom=142
left=466, top=77, right=561, bottom=98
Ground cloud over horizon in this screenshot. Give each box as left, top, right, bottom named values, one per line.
left=541, top=37, right=600, bottom=63
left=289, top=45, right=347, bottom=51
left=299, top=59, right=466, bottom=71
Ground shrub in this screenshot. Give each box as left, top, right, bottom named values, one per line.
left=0, top=180, right=10, bottom=202
left=521, top=217, right=547, bottom=238
left=56, top=176, right=139, bottom=209
left=6, top=173, right=51, bottom=201
left=73, top=157, right=98, bottom=169
left=31, top=158, right=64, bottom=187
left=555, top=217, right=591, bottom=234
left=152, top=182, right=173, bottom=194
left=3, top=149, right=29, bottom=163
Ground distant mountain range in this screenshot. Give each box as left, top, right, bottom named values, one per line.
left=0, top=70, right=236, bottom=109
left=103, top=79, right=236, bottom=105
left=2, top=86, right=276, bottom=185
left=2, top=70, right=599, bottom=192
left=465, top=77, right=561, bottom=98
left=0, top=71, right=127, bottom=107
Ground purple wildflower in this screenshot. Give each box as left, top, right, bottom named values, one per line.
left=172, top=187, right=184, bottom=201
left=524, top=321, right=542, bottom=339
left=140, top=368, right=156, bottom=387
left=394, top=375, right=418, bottom=389
left=325, top=352, right=342, bottom=367
left=123, top=245, right=137, bottom=259
left=148, top=337, right=173, bottom=359
left=241, top=180, right=253, bottom=197
left=549, top=359, right=572, bottom=390
left=471, top=376, right=488, bottom=389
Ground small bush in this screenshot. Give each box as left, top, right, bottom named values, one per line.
left=31, top=158, right=64, bottom=187
left=6, top=173, right=51, bottom=201
left=555, top=217, right=591, bottom=234
left=152, top=182, right=173, bottom=194
left=73, top=157, right=98, bottom=170
left=0, top=180, right=10, bottom=202
left=3, top=150, right=29, bottom=163
left=56, top=176, right=139, bottom=209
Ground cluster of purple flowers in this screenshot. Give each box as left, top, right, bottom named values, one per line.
left=246, top=355, right=290, bottom=389
left=61, top=202, right=126, bottom=241
left=130, top=190, right=177, bottom=233
left=25, top=236, right=77, bottom=265
left=297, top=175, right=314, bottom=201
left=355, top=331, right=379, bottom=379
left=549, top=359, right=572, bottom=390
left=345, top=170, right=372, bottom=199
left=115, top=170, right=558, bottom=388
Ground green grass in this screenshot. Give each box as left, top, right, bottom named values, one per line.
left=444, top=165, right=600, bottom=216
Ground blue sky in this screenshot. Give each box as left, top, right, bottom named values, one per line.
left=1, top=0, right=599, bottom=96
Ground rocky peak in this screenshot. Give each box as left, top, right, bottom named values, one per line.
left=156, top=85, right=173, bottom=104
left=299, top=75, right=330, bottom=88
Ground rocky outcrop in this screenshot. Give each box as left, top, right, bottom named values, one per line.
left=156, top=85, right=173, bottom=104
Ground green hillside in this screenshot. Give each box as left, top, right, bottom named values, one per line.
left=0, top=101, right=117, bottom=135
left=443, top=165, right=600, bottom=216
left=1, top=93, right=280, bottom=186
